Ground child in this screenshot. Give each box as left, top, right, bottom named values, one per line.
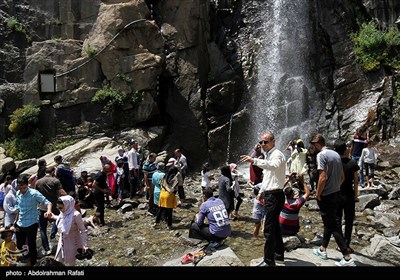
left=0, top=226, right=17, bottom=266
left=360, top=140, right=378, bottom=187
left=83, top=214, right=100, bottom=229
left=251, top=184, right=265, bottom=238
left=116, top=159, right=125, bottom=202
left=200, top=162, right=214, bottom=190
left=229, top=163, right=243, bottom=219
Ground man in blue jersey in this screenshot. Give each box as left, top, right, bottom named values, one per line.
left=189, top=188, right=231, bottom=246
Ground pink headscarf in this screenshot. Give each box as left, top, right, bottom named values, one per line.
left=56, top=195, right=76, bottom=235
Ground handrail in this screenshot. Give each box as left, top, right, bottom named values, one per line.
left=55, top=18, right=147, bottom=78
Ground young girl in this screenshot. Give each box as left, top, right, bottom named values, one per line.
left=0, top=227, right=17, bottom=266
left=47, top=195, right=90, bottom=266
left=229, top=163, right=243, bottom=219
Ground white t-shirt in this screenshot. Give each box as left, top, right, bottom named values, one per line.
left=201, top=171, right=212, bottom=188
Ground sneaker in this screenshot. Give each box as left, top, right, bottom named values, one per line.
left=313, top=248, right=328, bottom=260
left=256, top=260, right=268, bottom=267
left=208, top=240, right=223, bottom=249
left=41, top=249, right=52, bottom=256
left=335, top=258, right=356, bottom=267
left=275, top=254, right=285, bottom=264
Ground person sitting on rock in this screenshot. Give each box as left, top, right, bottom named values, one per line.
left=189, top=187, right=231, bottom=248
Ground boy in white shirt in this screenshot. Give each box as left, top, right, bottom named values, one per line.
left=360, top=141, right=378, bottom=187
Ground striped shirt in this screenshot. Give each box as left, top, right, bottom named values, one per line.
left=279, top=196, right=306, bottom=236
left=16, top=188, right=51, bottom=227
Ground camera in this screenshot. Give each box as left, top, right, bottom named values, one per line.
left=290, top=173, right=304, bottom=194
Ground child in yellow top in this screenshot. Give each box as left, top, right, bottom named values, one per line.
left=0, top=227, right=17, bottom=266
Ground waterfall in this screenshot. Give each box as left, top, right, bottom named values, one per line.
left=226, top=114, right=234, bottom=164
left=249, top=0, right=315, bottom=150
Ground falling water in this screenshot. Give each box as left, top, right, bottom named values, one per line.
left=249, top=0, right=315, bottom=149
left=226, top=114, right=234, bottom=164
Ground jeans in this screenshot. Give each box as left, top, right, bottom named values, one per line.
left=38, top=209, right=57, bottom=251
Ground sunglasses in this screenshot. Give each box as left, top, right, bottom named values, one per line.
left=259, top=140, right=269, bottom=145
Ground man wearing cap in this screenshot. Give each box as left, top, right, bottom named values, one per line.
left=289, top=139, right=308, bottom=175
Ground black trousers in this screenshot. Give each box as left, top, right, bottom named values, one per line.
left=318, top=191, right=350, bottom=255
left=188, top=222, right=224, bottom=243
left=336, top=193, right=355, bottom=247
left=263, top=191, right=285, bottom=266
left=15, top=223, right=39, bottom=266
left=93, top=190, right=105, bottom=225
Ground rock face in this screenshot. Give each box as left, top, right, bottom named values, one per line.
left=0, top=0, right=400, bottom=168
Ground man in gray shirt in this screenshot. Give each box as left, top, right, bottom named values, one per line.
left=310, top=133, right=356, bottom=266
left=36, top=167, right=67, bottom=254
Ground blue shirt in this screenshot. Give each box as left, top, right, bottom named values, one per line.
left=197, top=197, right=231, bottom=238
left=16, top=188, right=51, bottom=227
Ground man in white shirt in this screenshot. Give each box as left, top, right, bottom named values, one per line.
left=240, top=131, right=286, bottom=266
left=127, top=140, right=140, bottom=199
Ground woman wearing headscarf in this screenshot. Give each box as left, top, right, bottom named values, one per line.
left=3, top=178, right=18, bottom=228
left=48, top=195, right=89, bottom=266
left=100, top=156, right=117, bottom=198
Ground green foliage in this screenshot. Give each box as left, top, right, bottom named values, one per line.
left=8, top=105, right=40, bottom=138
left=92, top=86, right=143, bottom=114
left=3, top=130, right=44, bottom=160
left=44, top=139, right=78, bottom=154
left=352, top=22, right=400, bottom=72
left=84, top=45, right=96, bottom=57
left=116, top=74, right=133, bottom=83
left=6, top=17, right=26, bottom=34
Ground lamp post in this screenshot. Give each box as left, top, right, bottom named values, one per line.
left=38, top=69, right=56, bottom=93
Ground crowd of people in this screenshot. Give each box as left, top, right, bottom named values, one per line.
left=0, top=127, right=376, bottom=267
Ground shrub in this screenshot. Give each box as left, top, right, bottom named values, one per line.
left=84, top=45, right=96, bottom=57
left=352, top=22, right=400, bottom=72
left=3, top=130, right=43, bottom=160
left=8, top=105, right=40, bottom=138
left=116, top=74, right=133, bottom=83
left=6, top=17, right=26, bottom=34
left=44, top=139, right=78, bottom=154
left=92, top=85, right=143, bottom=114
